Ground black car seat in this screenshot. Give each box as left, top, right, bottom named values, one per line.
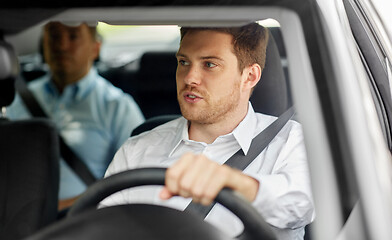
left=250, top=27, right=291, bottom=116
left=0, top=41, right=60, bottom=240
left=100, top=51, right=181, bottom=119
left=131, top=27, right=291, bottom=136
left=134, top=51, right=181, bottom=119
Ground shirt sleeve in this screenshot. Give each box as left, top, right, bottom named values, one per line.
left=5, top=93, right=33, bottom=120
left=99, top=143, right=132, bottom=208
left=247, top=122, right=315, bottom=229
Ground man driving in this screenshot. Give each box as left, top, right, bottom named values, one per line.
left=101, top=22, right=314, bottom=239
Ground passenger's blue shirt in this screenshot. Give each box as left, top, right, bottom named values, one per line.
left=7, top=67, right=145, bottom=199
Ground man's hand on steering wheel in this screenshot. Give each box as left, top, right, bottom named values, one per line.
left=159, top=152, right=260, bottom=205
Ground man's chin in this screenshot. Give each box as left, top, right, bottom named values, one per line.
left=179, top=101, right=211, bottom=122
left=51, top=64, right=72, bottom=74
left=181, top=110, right=213, bottom=125
left=181, top=109, right=199, bottom=121
left=50, top=59, right=71, bottom=68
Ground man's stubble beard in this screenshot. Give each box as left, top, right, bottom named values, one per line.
left=178, top=81, right=241, bottom=125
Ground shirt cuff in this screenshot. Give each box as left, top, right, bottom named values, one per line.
left=245, top=172, right=314, bottom=229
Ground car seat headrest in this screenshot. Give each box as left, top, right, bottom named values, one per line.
left=137, top=51, right=178, bottom=92
left=0, top=41, right=18, bottom=108
left=139, top=51, right=177, bottom=77
left=250, top=29, right=291, bottom=116
left=0, top=41, right=18, bottom=80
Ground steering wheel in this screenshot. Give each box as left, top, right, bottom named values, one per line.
left=28, top=168, right=276, bottom=240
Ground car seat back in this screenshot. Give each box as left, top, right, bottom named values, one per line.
left=134, top=51, right=181, bottom=119
left=0, top=41, right=60, bottom=240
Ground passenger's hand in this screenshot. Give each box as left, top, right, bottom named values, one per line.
left=58, top=195, right=80, bottom=211
left=159, top=152, right=259, bottom=205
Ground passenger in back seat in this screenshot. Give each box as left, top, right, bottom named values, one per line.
left=7, top=21, right=145, bottom=210
left=101, top=23, right=314, bottom=240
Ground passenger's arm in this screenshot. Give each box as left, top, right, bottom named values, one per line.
left=110, top=94, right=145, bottom=152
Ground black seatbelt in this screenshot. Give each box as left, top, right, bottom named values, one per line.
left=184, top=106, right=295, bottom=218
left=15, top=77, right=97, bottom=186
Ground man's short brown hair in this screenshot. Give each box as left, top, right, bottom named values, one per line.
left=180, top=22, right=269, bottom=73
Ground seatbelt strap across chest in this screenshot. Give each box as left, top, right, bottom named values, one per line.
left=15, top=77, right=97, bottom=186
left=184, top=106, right=295, bottom=218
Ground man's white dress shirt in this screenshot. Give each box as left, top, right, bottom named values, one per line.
left=101, top=103, right=315, bottom=239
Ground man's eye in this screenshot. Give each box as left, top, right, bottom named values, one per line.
left=69, top=33, right=79, bottom=41
left=49, top=33, right=61, bottom=40
left=205, top=62, right=217, bottom=68
left=179, top=60, right=189, bottom=66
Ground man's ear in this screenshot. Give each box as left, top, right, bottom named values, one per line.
left=242, top=63, right=262, bottom=91
left=91, top=41, right=101, bottom=61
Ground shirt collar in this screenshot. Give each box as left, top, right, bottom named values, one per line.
left=231, top=102, right=257, bottom=155
left=168, top=117, right=189, bottom=157
left=168, top=102, right=258, bottom=157
left=44, top=67, right=97, bottom=101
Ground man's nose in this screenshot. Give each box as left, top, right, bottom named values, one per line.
left=183, top=66, right=201, bottom=86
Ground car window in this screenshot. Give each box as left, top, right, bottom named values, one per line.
left=97, top=24, right=180, bottom=67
